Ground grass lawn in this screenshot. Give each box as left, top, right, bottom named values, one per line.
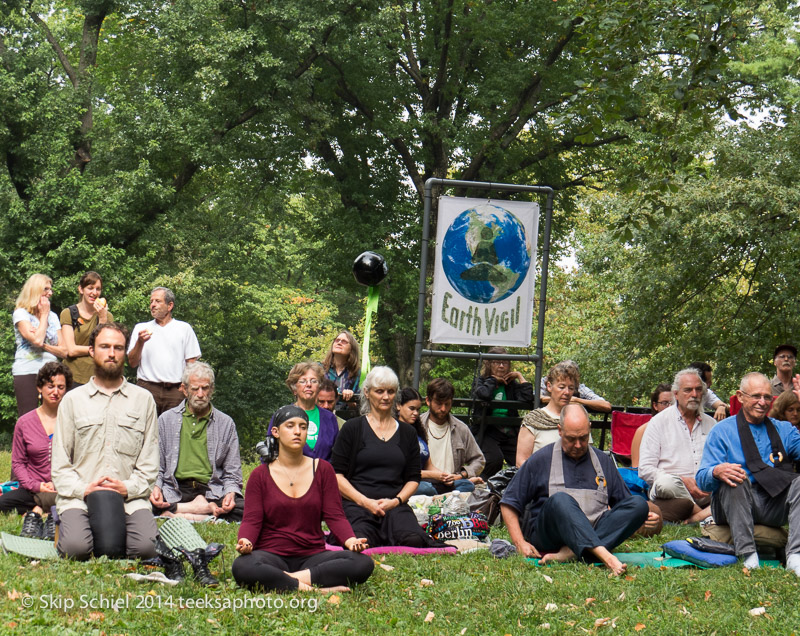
left=0, top=452, right=797, bottom=634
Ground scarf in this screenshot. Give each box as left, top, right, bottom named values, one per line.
left=736, top=410, right=798, bottom=498
left=522, top=408, right=560, bottom=431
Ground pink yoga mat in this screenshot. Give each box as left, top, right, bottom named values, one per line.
left=325, top=543, right=457, bottom=555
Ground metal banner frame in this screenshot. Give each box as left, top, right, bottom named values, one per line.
left=411, top=178, right=555, bottom=408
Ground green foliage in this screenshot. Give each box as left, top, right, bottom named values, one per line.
left=0, top=0, right=799, bottom=424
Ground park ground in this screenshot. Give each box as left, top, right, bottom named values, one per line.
left=0, top=453, right=796, bottom=634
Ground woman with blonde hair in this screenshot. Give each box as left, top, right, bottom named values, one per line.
left=12, top=274, right=66, bottom=415
left=322, top=331, right=361, bottom=403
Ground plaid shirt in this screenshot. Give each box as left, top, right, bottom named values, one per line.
left=156, top=401, right=242, bottom=502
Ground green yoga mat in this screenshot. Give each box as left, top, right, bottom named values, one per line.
left=1, top=532, right=59, bottom=560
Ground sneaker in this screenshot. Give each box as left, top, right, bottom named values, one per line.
left=20, top=512, right=44, bottom=539
left=43, top=515, right=56, bottom=541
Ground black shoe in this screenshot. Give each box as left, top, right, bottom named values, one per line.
left=20, top=512, right=44, bottom=539
left=43, top=515, right=56, bottom=541
left=154, top=536, right=186, bottom=582
left=173, top=545, right=219, bottom=587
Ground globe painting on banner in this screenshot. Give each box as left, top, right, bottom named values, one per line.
left=430, top=197, right=539, bottom=346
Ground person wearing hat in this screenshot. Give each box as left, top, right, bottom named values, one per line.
left=771, top=344, right=797, bottom=397
left=233, top=405, right=373, bottom=592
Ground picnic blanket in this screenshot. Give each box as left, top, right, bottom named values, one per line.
left=0, top=532, right=59, bottom=560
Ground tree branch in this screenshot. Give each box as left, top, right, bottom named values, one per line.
left=28, top=11, right=77, bottom=88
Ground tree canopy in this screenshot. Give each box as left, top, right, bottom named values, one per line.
left=1, top=0, right=798, bottom=439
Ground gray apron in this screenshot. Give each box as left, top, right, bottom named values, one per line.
left=548, top=444, right=609, bottom=526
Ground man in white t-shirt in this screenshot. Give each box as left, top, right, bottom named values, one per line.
left=127, top=287, right=201, bottom=415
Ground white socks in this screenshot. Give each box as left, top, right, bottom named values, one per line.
left=743, top=552, right=760, bottom=570
left=786, top=553, right=800, bottom=577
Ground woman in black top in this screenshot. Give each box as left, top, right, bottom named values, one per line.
left=331, top=367, right=444, bottom=548
left=471, top=346, right=533, bottom=477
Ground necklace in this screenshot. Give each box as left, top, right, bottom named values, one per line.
left=369, top=415, right=394, bottom=441
left=427, top=421, right=450, bottom=440
left=276, top=460, right=304, bottom=487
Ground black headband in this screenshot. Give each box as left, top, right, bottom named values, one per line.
left=272, top=404, right=309, bottom=428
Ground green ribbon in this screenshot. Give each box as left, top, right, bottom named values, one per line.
left=360, top=285, right=380, bottom=386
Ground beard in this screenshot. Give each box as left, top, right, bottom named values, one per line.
left=188, top=394, right=211, bottom=414
left=95, top=359, right=124, bottom=381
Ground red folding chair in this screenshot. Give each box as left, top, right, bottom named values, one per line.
left=729, top=394, right=741, bottom=416
left=610, top=411, right=652, bottom=464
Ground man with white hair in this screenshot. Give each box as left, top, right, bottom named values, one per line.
left=638, top=368, right=716, bottom=523
left=150, top=361, right=243, bottom=521
left=697, top=372, right=800, bottom=573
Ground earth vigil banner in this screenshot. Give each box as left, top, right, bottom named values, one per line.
left=430, top=196, right=539, bottom=346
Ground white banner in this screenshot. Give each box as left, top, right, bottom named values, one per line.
left=430, top=196, right=539, bottom=346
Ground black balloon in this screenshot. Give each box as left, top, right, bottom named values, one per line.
left=353, top=251, right=388, bottom=286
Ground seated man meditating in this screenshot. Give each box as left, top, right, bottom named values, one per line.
left=696, top=372, right=800, bottom=573
left=500, top=404, right=649, bottom=575
left=150, top=361, right=244, bottom=521
left=52, top=323, right=158, bottom=560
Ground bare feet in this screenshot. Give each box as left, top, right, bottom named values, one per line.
left=317, top=585, right=351, bottom=593
left=540, top=546, right=577, bottom=565
left=591, top=546, right=627, bottom=576
left=174, top=495, right=214, bottom=515
left=685, top=506, right=711, bottom=524
left=286, top=569, right=312, bottom=587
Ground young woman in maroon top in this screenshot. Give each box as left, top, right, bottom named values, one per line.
left=233, top=405, right=373, bottom=592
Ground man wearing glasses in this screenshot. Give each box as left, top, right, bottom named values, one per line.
left=639, top=368, right=716, bottom=523
left=771, top=344, right=797, bottom=396
left=696, top=372, right=800, bottom=574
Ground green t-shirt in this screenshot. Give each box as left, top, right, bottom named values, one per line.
left=491, top=384, right=509, bottom=417
left=305, top=406, right=320, bottom=451
left=174, top=410, right=213, bottom=483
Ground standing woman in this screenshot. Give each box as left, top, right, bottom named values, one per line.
left=322, top=331, right=361, bottom=403
left=12, top=274, right=66, bottom=416
left=516, top=362, right=579, bottom=466
left=274, top=362, right=339, bottom=461
left=233, top=405, right=373, bottom=593
left=0, top=361, right=72, bottom=539
left=331, top=367, right=445, bottom=548
left=59, top=271, right=112, bottom=387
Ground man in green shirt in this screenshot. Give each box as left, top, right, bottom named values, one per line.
left=150, top=362, right=243, bottom=521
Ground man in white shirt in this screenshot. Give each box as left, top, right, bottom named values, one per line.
left=127, top=287, right=201, bottom=415
left=638, top=368, right=716, bottom=523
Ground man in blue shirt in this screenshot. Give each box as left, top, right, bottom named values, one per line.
left=500, top=404, right=649, bottom=576
left=696, top=372, right=800, bottom=573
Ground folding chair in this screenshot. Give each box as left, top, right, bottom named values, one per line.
left=610, top=411, right=651, bottom=466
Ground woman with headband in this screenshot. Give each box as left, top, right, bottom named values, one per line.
left=233, top=405, right=374, bottom=592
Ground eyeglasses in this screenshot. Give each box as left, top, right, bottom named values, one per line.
left=333, top=338, right=350, bottom=345
left=655, top=400, right=672, bottom=407
left=740, top=391, right=772, bottom=403
left=297, top=379, right=319, bottom=386
left=776, top=354, right=796, bottom=361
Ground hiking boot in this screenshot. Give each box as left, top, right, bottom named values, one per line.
left=20, top=512, right=44, bottom=539
left=153, top=536, right=186, bottom=582
left=173, top=545, right=219, bottom=587
left=43, top=515, right=56, bottom=541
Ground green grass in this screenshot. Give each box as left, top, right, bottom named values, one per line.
left=0, top=451, right=798, bottom=634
